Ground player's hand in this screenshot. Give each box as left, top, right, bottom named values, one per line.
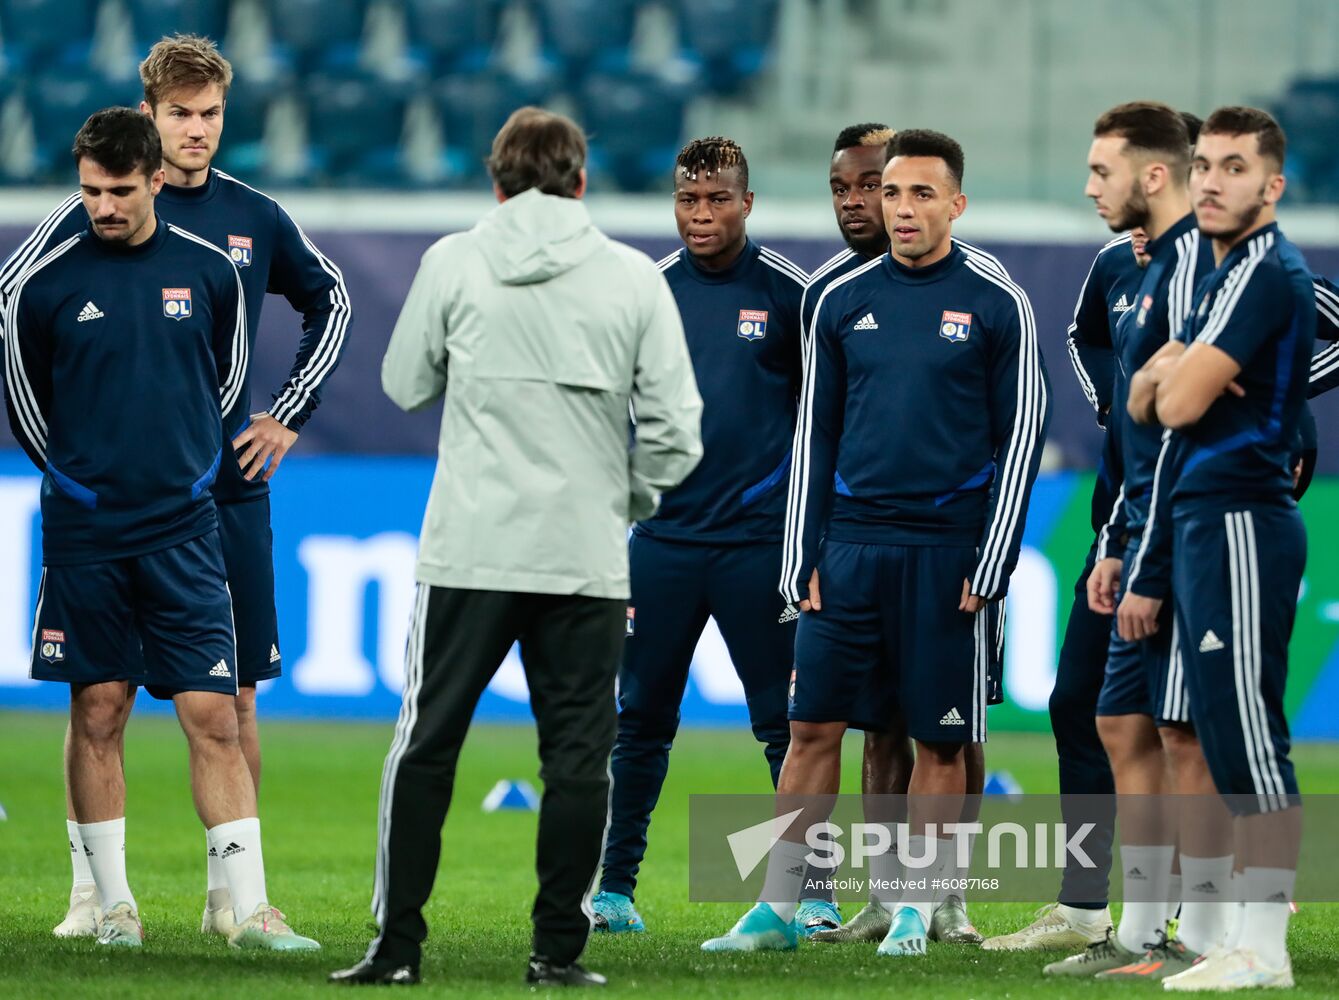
left=959, top=578, right=985, bottom=614
left=799, top=570, right=821, bottom=612
left=1117, top=592, right=1163, bottom=642
left=232, top=413, right=299, bottom=482
left=1086, top=557, right=1123, bottom=615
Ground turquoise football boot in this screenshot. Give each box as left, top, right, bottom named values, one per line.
left=591, top=891, right=645, bottom=934
left=701, top=903, right=798, bottom=952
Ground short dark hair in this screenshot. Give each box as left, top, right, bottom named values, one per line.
left=1179, top=111, right=1203, bottom=146
left=884, top=129, right=965, bottom=189
left=833, top=122, right=894, bottom=153
left=1092, top=101, right=1190, bottom=175
left=675, top=136, right=749, bottom=191
left=487, top=106, right=587, bottom=199
left=71, top=106, right=162, bottom=179
left=1200, top=106, right=1287, bottom=171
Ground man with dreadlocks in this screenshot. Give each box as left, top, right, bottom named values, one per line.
left=591, top=137, right=832, bottom=936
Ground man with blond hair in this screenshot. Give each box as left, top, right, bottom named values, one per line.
left=0, top=33, right=350, bottom=938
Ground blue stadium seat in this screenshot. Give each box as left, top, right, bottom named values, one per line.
left=577, top=70, right=686, bottom=192
left=212, top=75, right=285, bottom=179
left=28, top=71, right=145, bottom=180
left=1276, top=78, right=1339, bottom=202
left=674, top=0, right=779, bottom=94
left=530, top=0, right=638, bottom=79
left=302, top=72, right=407, bottom=185
left=1, top=0, right=97, bottom=69
left=402, top=0, right=504, bottom=74
left=126, top=0, right=231, bottom=55
left=263, top=0, right=367, bottom=74
left=432, top=70, right=549, bottom=185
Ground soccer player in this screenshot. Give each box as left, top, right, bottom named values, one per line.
left=2, top=107, right=316, bottom=950
left=0, top=34, right=350, bottom=937
left=804, top=122, right=1009, bottom=946
left=1128, top=106, right=1312, bottom=991
left=590, top=137, right=837, bottom=935
left=1040, top=102, right=1222, bottom=980
left=703, top=129, right=1049, bottom=957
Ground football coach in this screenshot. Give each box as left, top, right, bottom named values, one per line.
left=330, top=107, right=703, bottom=989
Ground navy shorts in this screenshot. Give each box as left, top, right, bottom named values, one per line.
left=217, top=496, right=281, bottom=684
left=1095, top=544, right=1190, bottom=725
left=790, top=540, right=991, bottom=742
left=1173, top=504, right=1303, bottom=815
left=30, top=531, right=238, bottom=698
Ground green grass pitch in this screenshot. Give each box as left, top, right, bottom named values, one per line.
left=1, top=709, right=1337, bottom=997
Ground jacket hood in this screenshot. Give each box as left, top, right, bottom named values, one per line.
left=475, top=188, right=605, bottom=285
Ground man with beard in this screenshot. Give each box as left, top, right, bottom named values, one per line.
left=1125, top=106, right=1313, bottom=992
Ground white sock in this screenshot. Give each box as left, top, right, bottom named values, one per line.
left=207, top=817, right=268, bottom=924
left=78, top=818, right=136, bottom=915
left=1241, top=866, right=1295, bottom=968
left=67, top=819, right=94, bottom=890
left=757, top=838, right=810, bottom=924
left=868, top=826, right=904, bottom=912
left=1178, top=855, right=1233, bottom=954
left=898, top=835, right=954, bottom=928
left=1222, top=871, right=1247, bottom=949
left=206, top=831, right=231, bottom=909
left=1116, top=844, right=1175, bottom=953
left=1057, top=902, right=1109, bottom=927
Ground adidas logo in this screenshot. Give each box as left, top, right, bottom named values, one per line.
left=1192, top=880, right=1219, bottom=894
left=1127, top=867, right=1145, bottom=879
left=1266, top=891, right=1288, bottom=903
left=76, top=300, right=105, bottom=322
left=209, top=659, right=232, bottom=678
left=853, top=312, right=879, bottom=330
left=1198, top=630, right=1225, bottom=653
left=269, top=644, right=281, bottom=664
left=786, top=864, right=805, bottom=877
left=778, top=604, right=799, bottom=624
left=208, top=846, right=218, bottom=858
left=1112, top=293, right=1132, bottom=313
left=221, top=841, right=245, bottom=859
left=939, top=707, right=965, bottom=726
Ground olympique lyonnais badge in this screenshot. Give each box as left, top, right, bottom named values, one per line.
left=626, top=607, right=636, bottom=637
left=162, top=287, right=193, bottom=320
left=40, top=628, right=65, bottom=663
left=737, top=309, right=768, bottom=341
left=227, top=234, right=253, bottom=267
left=940, top=309, right=973, bottom=343
left=1137, top=292, right=1154, bottom=326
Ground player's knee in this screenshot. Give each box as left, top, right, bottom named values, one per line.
left=788, top=721, right=843, bottom=755
left=234, top=685, right=258, bottom=724
left=70, top=686, right=129, bottom=746
left=915, top=740, right=964, bottom=767
left=1159, top=723, right=1204, bottom=769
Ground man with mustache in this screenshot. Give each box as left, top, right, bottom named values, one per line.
left=3, top=107, right=316, bottom=951
left=1124, top=106, right=1314, bottom=992
left=0, top=34, right=350, bottom=938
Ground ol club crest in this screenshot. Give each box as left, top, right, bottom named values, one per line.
left=228, top=234, right=253, bottom=268
left=162, top=287, right=193, bottom=320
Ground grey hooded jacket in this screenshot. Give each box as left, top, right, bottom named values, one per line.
left=382, top=188, right=703, bottom=599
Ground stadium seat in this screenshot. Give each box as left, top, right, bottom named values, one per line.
left=262, top=0, right=367, bottom=74
left=402, top=0, right=505, bottom=74
left=577, top=70, right=686, bottom=192
left=530, top=0, right=638, bottom=79
left=432, top=70, right=550, bottom=185
left=0, top=0, right=96, bottom=69
left=301, top=72, right=408, bottom=185
left=212, top=75, right=285, bottom=179
left=1276, top=77, right=1339, bottom=202
left=126, top=0, right=231, bottom=55
left=28, top=71, right=144, bottom=180
left=673, top=0, right=780, bottom=94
